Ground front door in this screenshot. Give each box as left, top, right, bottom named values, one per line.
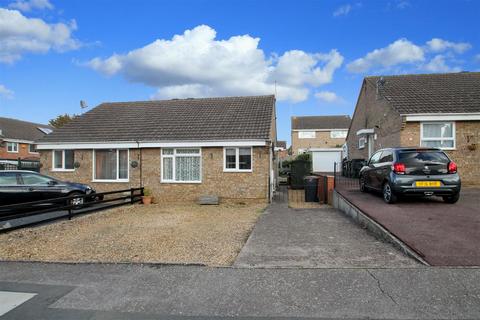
left=368, top=135, right=374, bottom=158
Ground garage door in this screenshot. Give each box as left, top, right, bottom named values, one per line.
left=312, top=150, right=342, bottom=173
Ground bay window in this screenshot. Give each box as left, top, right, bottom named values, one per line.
left=420, top=122, right=455, bottom=149
left=161, top=148, right=201, bottom=183
left=224, top=147, right=252, bottom=172
left=94, top=149, right=129, bottom=181
left=53, top=150, right=75, bottom=171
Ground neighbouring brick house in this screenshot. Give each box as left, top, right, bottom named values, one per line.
left=291, top=115, right=351, bottom=155
left=0, top=117, right=52, bottom=164
left=346, top=72, right=480, bottom=185
left=36, top=95, right=277, bottom=203
left=275, top=140, right=289, bottom=161
left=291, top=115, right=351, bottom=172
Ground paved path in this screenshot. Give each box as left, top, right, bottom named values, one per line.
left=0, top=262, right=480, bottom=319
left=336, top=186, right=480, bottom=266
left=235, top=189, right=417, bottom=268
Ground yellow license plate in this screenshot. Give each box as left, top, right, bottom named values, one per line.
left=415, top=181, right=441, bottom=187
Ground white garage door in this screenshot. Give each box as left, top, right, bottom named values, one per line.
left=312, top=150, right=342, bottom=173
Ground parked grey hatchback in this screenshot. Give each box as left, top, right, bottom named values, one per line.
left=359, top=148, right=461, bottom=204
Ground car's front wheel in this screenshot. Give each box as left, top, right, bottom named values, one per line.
left=382, top=182, right=397, bottom=204
left=359, top=175, right=368, bottom=193
left=443, top=193, right=460, bottom=204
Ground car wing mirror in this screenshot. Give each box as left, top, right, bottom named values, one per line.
left=48, top=180, right=58, bottom=186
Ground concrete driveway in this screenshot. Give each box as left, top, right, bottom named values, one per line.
left=234, top=188, right=417, bottom=268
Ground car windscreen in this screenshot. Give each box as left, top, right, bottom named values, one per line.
left=398, top=151, right=449, bottom=165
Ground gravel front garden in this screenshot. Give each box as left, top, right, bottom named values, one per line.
left=0, top=203, right=265, bottom=266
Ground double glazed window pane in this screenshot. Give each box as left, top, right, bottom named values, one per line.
left=225, top=148, right=236, bottom=169
left=162, top=148, right=201, bottom=182
left=421, top=123, right=454, bottom=148
left=95, top=149, right=128, bottom=180
left=54, top=150, right=63, bottom=169
left=423, top=123, right=452, bottom=138
left=95, top=150, right=117, bottom=180
left=175, top=156, right=200, bottom=181
left=239, top=148, right=252, bottom=170
left=64, top=150, right=74, bottom=169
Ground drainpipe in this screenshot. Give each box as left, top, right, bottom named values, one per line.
left=136, top=140, right=143, bottom=187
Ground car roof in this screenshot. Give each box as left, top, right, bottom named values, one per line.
left=0, top=170, right=38, bottom=173
left=374, top=147, right=443, bottom=152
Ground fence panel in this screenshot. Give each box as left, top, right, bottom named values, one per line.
left=0, top=187, right=144, bottom=233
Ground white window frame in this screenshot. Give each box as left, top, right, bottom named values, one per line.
left=52, top=150, right=75, bottom=172
left=160, top=148, right=202, bottom=184
left=298, top=131, right=316, bottom=139
left=420, top=122, right=456, bottom=150
left=223, top=147, right=253, bottom=172
left=29, top=144, right=38, bottom=154
left=330, top=130, right=348, bottom=139
left=358, top=137, right=366, bottom=149
left=92, top=149, right=129, bottom=182
left=6, top=142, right=18, bottom=153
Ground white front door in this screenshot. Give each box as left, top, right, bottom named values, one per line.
left=368, top=135, right=374, bottom=158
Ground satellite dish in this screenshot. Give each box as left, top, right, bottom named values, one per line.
left=80, top=100, right=88, bottom=109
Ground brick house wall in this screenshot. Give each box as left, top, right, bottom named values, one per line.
left=401, top=121, right=480, bottom=185
left=291, top=131, right=346, bottom=156
left=40, top=146, right=270, bottom=203
left=0, top=142, right=39, bottom=160
left=346, top=80, right=402, bottom=160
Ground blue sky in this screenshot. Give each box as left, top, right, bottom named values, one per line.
left=1, top=0, right=479, bottom=145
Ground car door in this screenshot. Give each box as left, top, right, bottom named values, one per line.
left=376, top=150, right=393, bottom=187
left=18, top=172, right=63, bottom=202
left=0, top=172, right=25, bottom=205
left=366, top=151, right=382, bottom=189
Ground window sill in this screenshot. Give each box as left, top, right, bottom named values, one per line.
left=92, top=179, right=129, bottom=183
left=161, top=180, right=202, bottom=184
left=6, top=151, right=19, bottom=153
left=223, top=169, right=253, bottom=173
left=52, top=169, right=75, bottom=172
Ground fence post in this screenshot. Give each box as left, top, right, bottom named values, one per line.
left=68, top=208, right=72, bottom=220
left=130, top=188, right=134, bottom=204
left=333, top=162, right=336, bottom=189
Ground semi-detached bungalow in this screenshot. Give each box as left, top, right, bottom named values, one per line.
left=346, top=72, right=480, bottom=185
left=36, top=95, right=277, bottom=203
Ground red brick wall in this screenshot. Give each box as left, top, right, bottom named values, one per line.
left=0, top=142, right=39, bottom=160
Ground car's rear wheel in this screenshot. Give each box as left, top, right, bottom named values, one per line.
left=68, top=192, right=85, bottom=208
left=359, top=175, right=368, bottom=193
left=443, top=193, right=460, bottom=204
left=382, top=182, right=397, bottom=204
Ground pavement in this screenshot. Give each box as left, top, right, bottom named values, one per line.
left=1, top=188, right=479, bottom=319
left=336, top=185, right=480, bottom=266
left=234, top=191, right=417, bottom=268
left=0, top=262, right=480, bottom=319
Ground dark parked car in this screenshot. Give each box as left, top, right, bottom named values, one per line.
left=0, top=170, right=98, bottom=207
left=359, top=148, right=461, bottom=204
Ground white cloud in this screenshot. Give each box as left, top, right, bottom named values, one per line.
left=475, top=54, right=480, bottom=63
left=86, top=25, right=344, bottom=102
left=423, top=55, right=461, bottom=73
left=347, top=39, right=424, bottom=73
left=0, top=84, right=14, bottom=99
left=333, top=4, right=352, bottom=17
left=0, top=8, right=80, bottom=64
left=314, top=91, right=343, bottom=103
left=426, top=38, right=471, bottom=54
left=8, top=0, right=53, bottom=12
left=396, top=1, right=410, bottom=9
